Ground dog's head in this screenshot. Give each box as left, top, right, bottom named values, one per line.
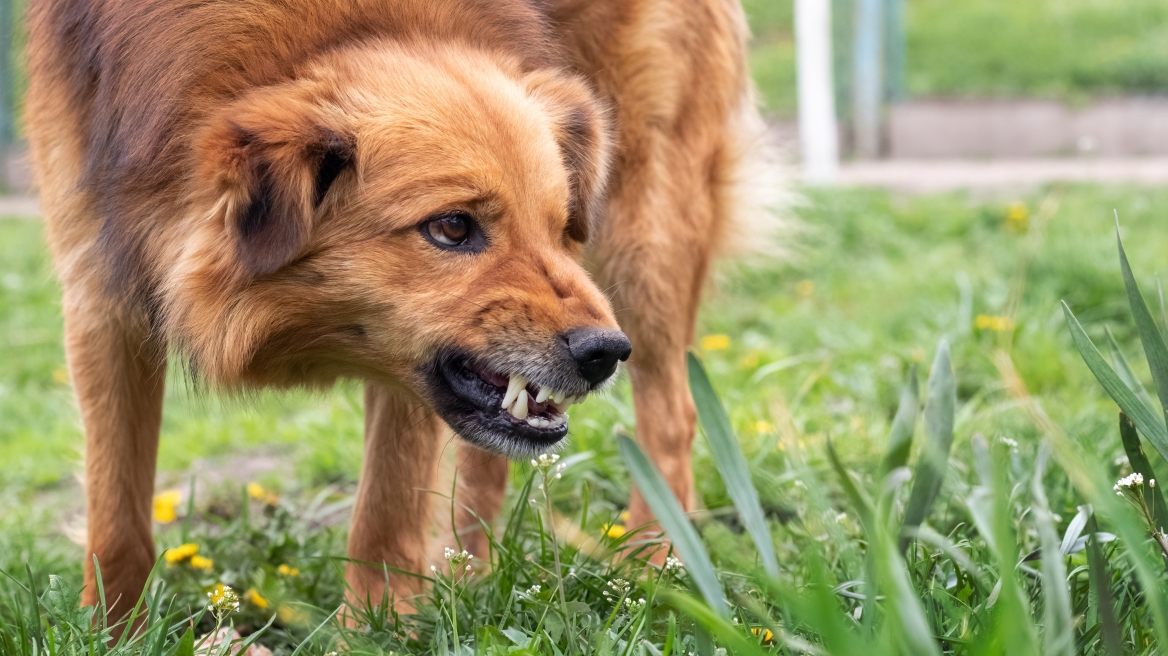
left=170, top=42, right=626, bottom=456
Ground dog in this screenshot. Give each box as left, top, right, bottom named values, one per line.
left=24, top=0, right=772, bottom=614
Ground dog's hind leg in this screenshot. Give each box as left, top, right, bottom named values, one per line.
left=68, top=295, right=166, bottom=615
left=346, top=383, right=445, bottom=616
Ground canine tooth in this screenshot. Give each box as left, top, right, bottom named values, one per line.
left=535, top=387, right=551, bottom=403
left=550, top=390, right=564, bottom=404
left=502, top=375, right=527, bottom=408
left=512, top=390, right=529, bottom=419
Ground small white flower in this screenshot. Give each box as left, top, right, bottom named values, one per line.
left=664, top=557, right=685, bottom=576
left=1116, top=472, right=1145, bottom=490
left=1152, top=479, right=1157, bottom=488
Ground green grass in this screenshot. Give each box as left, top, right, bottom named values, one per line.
left=743, top=0, right=1168, bottom=116
left=4, top=184, right=1168, bottom=653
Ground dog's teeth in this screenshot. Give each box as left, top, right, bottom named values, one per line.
left=512, top=390, right=529, bottom=419
left=526, top=416, right=540, bottom=427
left=535, top=387, right=551, bottom=403
left=502, top=375, right=527, bottom=408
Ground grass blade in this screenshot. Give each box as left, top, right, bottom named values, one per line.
left=658, top=592, right=770, bottom=656
left=882, top=365, right=920, bottom=475
left=1116, top=221, right=1168, bottom=425
left=1104, top=325, right=1158, bottom=415
left=825, top=435, right=874, bottom=531
left=1062, top=301, right=1168, bottom=460
left=617, top=434, right=727, bottom=617
left=901, top=340, right=956, bottom=549
left=687, top=353, right=779, bottom=577
left=1031, top=446, right=1074, bottom=656
left=1085, top=513, right=1122, bottom=656
left=1119, top=412, right=1168, bottom=530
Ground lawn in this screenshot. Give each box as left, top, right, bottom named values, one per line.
left=744, top=0, right=1168, bottom=116
left=4, top=184, right=1168, bottom=653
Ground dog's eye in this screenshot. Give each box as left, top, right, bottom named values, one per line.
left=420, top=212, right=486, bottom=253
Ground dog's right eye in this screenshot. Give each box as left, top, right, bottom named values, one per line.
left=420, top=212, right=486, bottom=253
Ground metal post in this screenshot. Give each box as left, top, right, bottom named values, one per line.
left=852, top=0, right=883, bottom=159
left=795, top=0, right=839, bottom=184
left=883, top=0, right=905, bottom=103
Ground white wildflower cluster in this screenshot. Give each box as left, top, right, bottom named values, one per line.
left=664, top=557, right=685, bottom=577
left=1115, top=472, right=1147, bottom=495
left=602, top=578, right=631, bottom=604
left=623, top=597, right=647, bottom=612
left=444, top=547, right=474, bottom=565
left=998, top=437, right=1019, bottom=450
left=206, top=585, right=239, bottom=620
left=531, top=453, right=566, bottom=480
left=525, top=584, right=542, bottom=596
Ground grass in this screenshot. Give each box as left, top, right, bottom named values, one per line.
left=3, top=184, right=1168, bottom=653
left=743, top=0, right=1168, bottom=116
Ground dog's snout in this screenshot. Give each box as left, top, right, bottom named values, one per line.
left=565, top=328, right=632, bottom=385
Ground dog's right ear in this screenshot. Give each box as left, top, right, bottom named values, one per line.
left=198, top=90, right=354, bottom=277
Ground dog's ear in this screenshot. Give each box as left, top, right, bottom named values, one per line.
left=525, top=72, right=613, bottom=244
left=199, top=92, right=354, bottom=277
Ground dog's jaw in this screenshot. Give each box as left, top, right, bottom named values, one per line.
left=423, top=350, right=606, bottom=457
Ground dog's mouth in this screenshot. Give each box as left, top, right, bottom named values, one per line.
left=425, top=352, right=590, bottom=456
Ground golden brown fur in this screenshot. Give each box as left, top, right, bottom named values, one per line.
left=25, top=0, right=763, bottom=614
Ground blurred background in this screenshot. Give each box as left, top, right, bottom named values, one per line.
left=4, top=0, right=1168, bottom=191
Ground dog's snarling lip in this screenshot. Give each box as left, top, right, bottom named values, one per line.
left=426, top=352, right=590, bottom=455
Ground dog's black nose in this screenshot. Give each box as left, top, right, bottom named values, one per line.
left=565, top=328, right=632, bottom=386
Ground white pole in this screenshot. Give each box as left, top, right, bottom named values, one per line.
left=795, top=0, right=839, bottom=184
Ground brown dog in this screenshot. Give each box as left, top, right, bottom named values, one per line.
left=24, top=0, right=770, bottom=614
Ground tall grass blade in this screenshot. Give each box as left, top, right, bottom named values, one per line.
left=1104, top=325, right=1158, bottom=415
left=1116, top=221, right=1168, bottom=425
left=825, top=435, right=874, bottom=530
left=1085, top=513, right=1122, bottom=656
left=1062, top=301, right=1168, bottom=460
left=1118, top=412, right=1168, bottom=529
left=686, top=353, right=779, bottom=577
left=901, top=340, right=956, bottom=550
left=882, top=365, right=920, bottom=475
left=617, top=434, right=727, bottom=617
left=658, top=592, right=769, bottom=656
left=1031, top=446, right=1074, bottom=656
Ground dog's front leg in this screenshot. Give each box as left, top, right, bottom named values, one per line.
left=67, top=297, right=166, bottom=615
left=346, top=383, right=445, bottom=616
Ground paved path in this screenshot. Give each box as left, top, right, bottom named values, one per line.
left=833, top=158, right=1168, bottom=193
left=5, top=158, right=1168, bottom=215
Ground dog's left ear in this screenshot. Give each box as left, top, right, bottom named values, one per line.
left=525, top=72, right=613, bottom=244
left=198, top=89, right=354, bottom=277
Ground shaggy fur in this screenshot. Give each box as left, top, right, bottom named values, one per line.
left=25, top=0, right=772, bottom=614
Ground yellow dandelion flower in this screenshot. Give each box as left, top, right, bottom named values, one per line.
left=755, top=420, right=774, bottom=434
left=164, top=543, right=199, bottom=564
left=976, top=315, right=1015, bottom=332
left=1005, top=202, right=1029, bottom=232
left=777, top=440, right=786, bottom=452
left=795, top=279, right=815, bottom=300
left=603, top=523, right=627, bottom=539
left=52, top=367, right=70, bottom=384
left=700, top=334, right=730, bottom=351
left=245, top=588, right=270, bottom=610
left=619, top=510, right=630, bottom=523
left=189, top=555, right=213, bottom=571
left=751, top=627, right=775, bottom=643
left=153, top=490, right=182, bottom=524
left=246, top=482, right=266, bottom=499
left=277, top=564, right=300, bottom=577
left=277, top=604, right=309, bottom=626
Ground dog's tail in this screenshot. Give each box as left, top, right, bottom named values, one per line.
left=712, top=8, right=801, bottom=266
